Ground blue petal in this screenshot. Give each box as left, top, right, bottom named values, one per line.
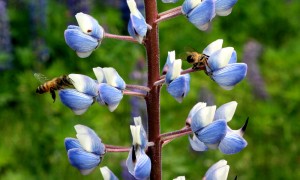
left=167, top=74, right=190, bottom=103
left=218, top=132, right=247, bottom=154
left=128, top=19, right=139, bottom=41
left=211, top=63, right=247, bottom=90
left=189, top=135, right=209, bottom=151
left=130, top=13, right=147, bottom=37
left=68, top=74, right=98, bottom=97
left=97, top=83, right=123, bottom=112
left=59, top=89, right=94, bottom=115
left=74, top=124, right=106, bottom=156
left=100, top=166, right=119, bottom=180
left=187, top=0, right=215, bottom=30
left=196, top=120, right=227, bottom=144
left=65, top=138, right=82, bottom=151
left=64, top=28, right=98, bottom=54
left=134, top=153, right=151, bottom=179
left=87, top=17, right=104, bottom=40
left=67, top=148, right=101, bottom=173
left=228, top=50, right=237, bottom=64
left=215, top=0, right=238, bottom=16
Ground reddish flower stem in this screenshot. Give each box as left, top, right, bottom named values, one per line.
left=123, top=90, right=146, bottom=98
left=104, top=33, right=139, bottom=43
left=126, top=84, right=151, bottom=92
left=158, top=6, right=182, bottom=17
left=155, top=8, right=183, bottom=24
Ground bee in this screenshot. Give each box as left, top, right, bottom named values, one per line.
left=34, top=73, right=73, bottom=102
left=186, top=51, right=210, bottom=70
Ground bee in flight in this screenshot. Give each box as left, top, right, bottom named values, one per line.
left=34, top=73, right=73, bottom=102
left=186, top=51, right=210, bottom=71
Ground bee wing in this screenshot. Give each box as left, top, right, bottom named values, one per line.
left=34, top=73, right=49, bottom=83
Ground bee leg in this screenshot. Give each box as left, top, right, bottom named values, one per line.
left=50, top=88, right=56, bottom=103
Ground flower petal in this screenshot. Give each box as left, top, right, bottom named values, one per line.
left=130, top=13, right=147, bottom=37
left=207, top=47, right=234, bottom=72
left=134, top=153, right=151, bottom=179
left=133, top=117, right=148, bottom=150
left=67, top=148, right=101, bottom=175
left=186, top=0, right=215, bottom=31
left=196, top=119, right=227, bottom=144
left=166, top=59, right=182, bottom=84
left=215, top=0, right=238, bottom=16
left=186, top=102, right=207, bottom=125
left=203, top=39, right=223, bottom=56
left=218, top=131, right=247, bottom=154
left=174, top=176, right=186, bottom=180
left=65, top=138, right=82, bottom=151
left=75, top=12, right=104, bottom=39
left=102, top=67, right=126, bottom=90
left=59, top=89, right=94, bottom=115
left=167, top=74, right=190, bottom=103
left=211, top=63, right=247, bottom=90
left=97, top=83, right=123, bottom=112
left=205, top=160, right=229, bottom=180
left=182, top=0, right=202, bottom=15
left=228, top=50, right=237, bottom=64
left=162, top=50, right=176, bottom=74
left=75, top=124, right=106, bottom=155
left=128, top=19, right=143, bottom=43
left=64, top=27, right=98, bottom=57
left=100, top=166, right=119, bottom=180
left=189, top=134, right=209, bottom=151
left=191, top=105, right=216, bottom=132
left=214, top=101, right=237, bottom=122
left=68, top=74, right=98, bottom=96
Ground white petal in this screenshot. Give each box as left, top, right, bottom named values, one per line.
left=130, top=125, right=141, bottom=145
left=127, top=0, right=139, bottom=16
left=93, top=67, right=105, bottom=83
left=203, top=39, right=223, bottom=56
left=76, top=51, right=93, bottom=58
left=214, top=101, right=237, bottom=122
left=208, top=47, right=234, bottom=71
left=75, top=12, right=94, bottom=34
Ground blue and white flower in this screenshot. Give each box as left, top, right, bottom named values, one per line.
left=204, top=159, right=230, bottom=180
left=65, top=125, right=106, bottom=175
left=93, top=67, right=126, bottom=112
left=182, top=0, right=215, bottom=31
left=64, top=12, right=104, bottom=58
left=68, top=74, right=98, bottom=96
left=188, top=101, right=248, bottom=154
left=127, top=0, right=150, bottom=43
left=164, top=51, right=191, bottom=103
left=126, top=117, right=151, bottom=179
left=203, top=39, right=247, bottom=90
left=215, top=0, right=238, bottom=16
left=100, top=166, right=119, bottom=180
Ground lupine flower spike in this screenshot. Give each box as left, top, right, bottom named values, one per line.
left=164, top=51, right=190, bottom=103
left=65, top=125, right=105, bottom=175
left=127, top=0, right=151, bottom=43
left=64, top=12, right=104, bottom=58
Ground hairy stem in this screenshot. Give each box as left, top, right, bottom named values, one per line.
left=158, top=6, right=182, bottom=17
left=123, top=90, right=146, bottom=98
left=126, top=84, right=151, bottom=92
left=104, top=33, right=139, bottom=43
left=155, top=8, right=183, bottom=24
left=144, top=0, right=162, bottom=179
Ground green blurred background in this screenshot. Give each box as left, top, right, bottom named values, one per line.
left=1, top=0, right=300, bottom=179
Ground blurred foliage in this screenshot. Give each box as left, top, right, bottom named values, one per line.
left=1, top=0, right=300, bottom=179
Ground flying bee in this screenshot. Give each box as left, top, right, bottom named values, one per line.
left=34, top=73, right=73, bottom=102
left=186, top=51, right=210, bottom=71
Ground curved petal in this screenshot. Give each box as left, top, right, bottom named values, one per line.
left=187, top=0, right=215, bottom=31
left=196, top=119, right=227, bottom=144
left=211, top=63, right=247, bottom=90
left=75, top=12, right=104, bottom=40
left=102, top=68, right=126, bottom=90
left=189, top=134, right=209, bottom=151
left=134, top=153, right=151, bottom=179
left=215, top=0, right=238, bottom=16
left=167, top=74, right=190, bottom=103
left=100, top=166, right=119, bottom=180
left=162, top=50, right=176, bottom=74
left=68, top=74, right=98, bottom=96
left=93, top=67, right=106, bottom=83
left=207, top=47, right=234, bottom=71
left=97, top=83, right=123, bottom=112
left=203, top=39, right=223, bottom=56
left=187, top=102, right=207, bottom=119
left=128, top=19, right=143, bottom=43
left=59, top=89, right=94, bottom=115
left=130, top=13, right=147, bottom=37
left=67, top=148, right=101, bottom=174
left=126, top=147, right=135, bottom=176
left=205, top=160, right=229, bottom=180
left=214, top=101, right=237, bottom=122
left=74, top=124, right=106, bottom=155
left=64, top=28, right=98, bottom=57
left=133, top=117, right=148, bottom=150
left=65, top=138, right=82, bottom=151
left=228, top=50, right=237, bottom=64
left=166, top=59, right=182, bottom=84
left=182, top=0, right=202, bottom=15
left=218, top=132, right=247, bottom=154
left=174, top=176, right=186, bottom=180
left=191, top=105, right=216, bottom=132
